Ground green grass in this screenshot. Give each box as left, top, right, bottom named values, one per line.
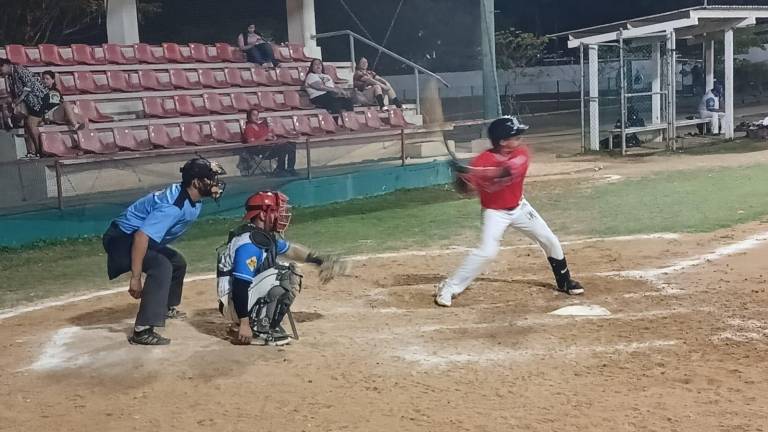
left=3, top=163, right=768, bottom=309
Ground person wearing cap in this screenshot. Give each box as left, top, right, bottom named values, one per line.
left=697, top=85, right=724, bottom=135
left=435, top=116, right=584, bottom=307
left=102, top=158, right=226, bottom=345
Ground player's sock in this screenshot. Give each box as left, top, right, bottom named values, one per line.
left=547, top=256, right=572, bottom=291
left=375, top=93, right=385, bottom=109
left=391, top=97, right=403, bottom=108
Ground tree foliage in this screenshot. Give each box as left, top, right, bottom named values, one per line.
left=494, top=28, right=549, bottom=71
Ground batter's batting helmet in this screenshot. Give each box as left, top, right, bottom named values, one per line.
left=244, top=191, right=292, bottom=233
left=488, top=116, right=529, bottom=148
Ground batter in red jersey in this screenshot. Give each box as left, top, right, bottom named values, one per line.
left=436, top=116, right=584, bottom=307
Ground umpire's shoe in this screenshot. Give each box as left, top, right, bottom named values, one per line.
left=128, top=327, right=171, bottom=345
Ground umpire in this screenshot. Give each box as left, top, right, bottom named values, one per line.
left=102, top=157, right=226, bottom=345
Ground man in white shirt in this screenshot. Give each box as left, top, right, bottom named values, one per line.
left=698, top=86, right=724, bottom=135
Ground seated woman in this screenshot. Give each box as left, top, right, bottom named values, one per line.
left=40, top=71, right=86, bottom=131
left=241, top=109, right=297, bottom=177
left=304, top=59, right=354, bottom=115
left=353, top=57, right=402, bottom=110
left=237, top=24, right=279, bottom=68
left=0, top=59, right=50, bottom=158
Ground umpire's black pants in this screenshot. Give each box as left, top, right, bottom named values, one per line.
left=102, top=223, right=187, bottom=328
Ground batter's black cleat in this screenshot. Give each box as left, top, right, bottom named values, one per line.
left=557, top=279, right=584, bottom=296
left=166, top=307, right=187, bottom=319
left=128, top=327, right=171, bottom=345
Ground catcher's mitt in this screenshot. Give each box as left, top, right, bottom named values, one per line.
left=318, top=255, right=350, bottom=284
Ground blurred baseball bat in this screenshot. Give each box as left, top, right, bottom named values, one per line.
left=421, top=79, right=459, bottom=162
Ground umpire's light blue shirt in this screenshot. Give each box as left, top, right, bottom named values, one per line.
left=113, top=183, right=201, bottom=245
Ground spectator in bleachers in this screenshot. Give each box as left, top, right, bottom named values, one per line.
left=353, top=57, right=403, bottom=110
left=242, top=109, right=297, bottom=177
left=40, top=71, right=87, bottom=131
left=304, top=59, right=354, bottom=115
left=238, top=24, right=279, bottom=67
left=0, top=58, right=49, bottom=158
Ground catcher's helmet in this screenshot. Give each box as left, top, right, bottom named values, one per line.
left=244, top=191, right=292, bottom=233
left=487, top=116, right=529, bottom=147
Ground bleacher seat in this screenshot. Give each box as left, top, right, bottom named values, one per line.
left=142, top=97, right=180, bottom=118
left=41, top=132, right=80, bottom=157
left=5, top=45, right=43, bottom=66
left=202, top=93, right=237, bottom=114
left=267, top=117, right=300, bottom=138
left=341, top=111, right=373, bottom=132
left=162, top=43, right=195, bottom=63
left=210, top=120, right=242, bottom=143
left=189, top=43, right=221, bottom=63
left=73, top=71, right=110, bottom=94
left=224, top=67, right=258, bottom=87
left=103, top=44, right=138, bottom=64
left=134, top=43, right=166, bottom=64
left=387, top=108, right=414, bottom=127
left=106, top=70, right=143, bottom=92
left=169, top=69, right=203, bottom=89
left=114, top=127, right=153, bottom=151
left=180, top=123, right=216, bottom=146
left=258, top=91, right=290, bottom=111
left=293, top=115, right=324, bottom=136
left=364, top=109, right=388, bottom=129
left=325, top=64, right=348, bottom=84
left=271, top=44, right=292, bottom=63
left=174, top=95, right=210, bottom=116
left=138, top=70, right=173, bottom=90
left=318, top=112, right=340, bottom=134
left=148, top=124, right=187, bottom=148
left=232, top=93, right=261, bottom=112
left=277, top=67, right=303, bottom=86
left=77, top=129, right=119, bottom=154
left=283, top=90, right=314, bottom=110
left=75, top=100, right=114, bottom=122
left=198, top=69, right=229, bottom=89
left=56, top=74, right=78, bottom=96
left=287, top=44, right=314, bottom=62
left=39, top=44, right=76, bottom=66
left=251, top=67, right=282, bottom=87
left=71, top=44, right=106, bottom=65
left=215, top=43, right=244, bottom=63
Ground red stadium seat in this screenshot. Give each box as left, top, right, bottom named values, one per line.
left=162, top=43, right=195, bottom=63
left=198, top=69, right=229, bottom=88
left=224, top=68, right=258, bottom=87
left=250, top=67, right=282, bottom=87
left=202, top=93, right=238, bottom=114
left=231, top=93, right=261, bottom=111
left=283, top=90, right=314, bottom=110
left=169, top=69, right=203, bottom=89
left=317, top=112, right=341, bottom=134
left=215, top=43, right=245, bottom=63
left=210, top=120, right=242, bottom=143
left=39, top=44, right=76, bottom=66
left=287, top=44, right=314, bottom=62
left=77, top=129, right=119, bottom=154
left=148, top=124, right=187, bottom=148
left=364, top=109, right=389, bottom=129
left=180, top=123, right=217, bottom=146
left=341, top=111, right=373, bottom=132
left=113, top=127, right=153, bottom=151
left=106, top=70, right=143, bottom=92
left=324, top=64, right=348, bottom=84
left=297, top=66, right=308, bottom=81
left=188, top=43, right=221, bottom=63
left=134, top=43, right=166, bottom=64
left=40, top=132, right=80, bottom=157
left=257, top=91, right=290, bottom=111
left=5, top=45, right=43, bottom=66
left=276, top=67, right=303, bottom=85
left=271, top=44, right=292, bottom=63
left=267, top=117, right=300, bottom=138
left=174, top=95, right=210, bottom=116
left=138, top=70, right=174, bottom=91
left=387, top=108, right=415, bottom=128
left=292, top=115, right=324, bottom=136
left=103, top=44, right=139, bottom=64
left=73, top=72, right=110, bottom=94
left=71, top=44, right=106, bottom=65
left=56, top=74, right=78, bottom=96
left=75, top=100, right=114, bottom=123
left=142, top=97, right=180, bottom=118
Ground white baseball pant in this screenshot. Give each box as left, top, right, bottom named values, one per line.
left=442, top=198, right=564, bottom=294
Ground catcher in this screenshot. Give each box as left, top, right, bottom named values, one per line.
left=436, top=116, right=584, bottom=307
left=217, top=190, right=348, bottom=345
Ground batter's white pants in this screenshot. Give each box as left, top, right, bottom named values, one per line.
left=443, top=198, right=564, bottom=294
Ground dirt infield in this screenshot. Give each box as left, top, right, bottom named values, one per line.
left=1, top=221, right=767, bottom=431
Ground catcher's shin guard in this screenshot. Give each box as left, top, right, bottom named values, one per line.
left=547, top=257, right=584, bottom=295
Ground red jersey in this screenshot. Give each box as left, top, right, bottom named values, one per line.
left=469, top=145, right=529, bottom=210
left=243, top=121, right=270, bottom=143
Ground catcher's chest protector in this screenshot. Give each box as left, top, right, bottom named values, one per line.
left=216, top=225, right=280, bottom=301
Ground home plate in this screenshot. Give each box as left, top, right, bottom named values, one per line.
left=549, top=305, right=612, bottom=316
